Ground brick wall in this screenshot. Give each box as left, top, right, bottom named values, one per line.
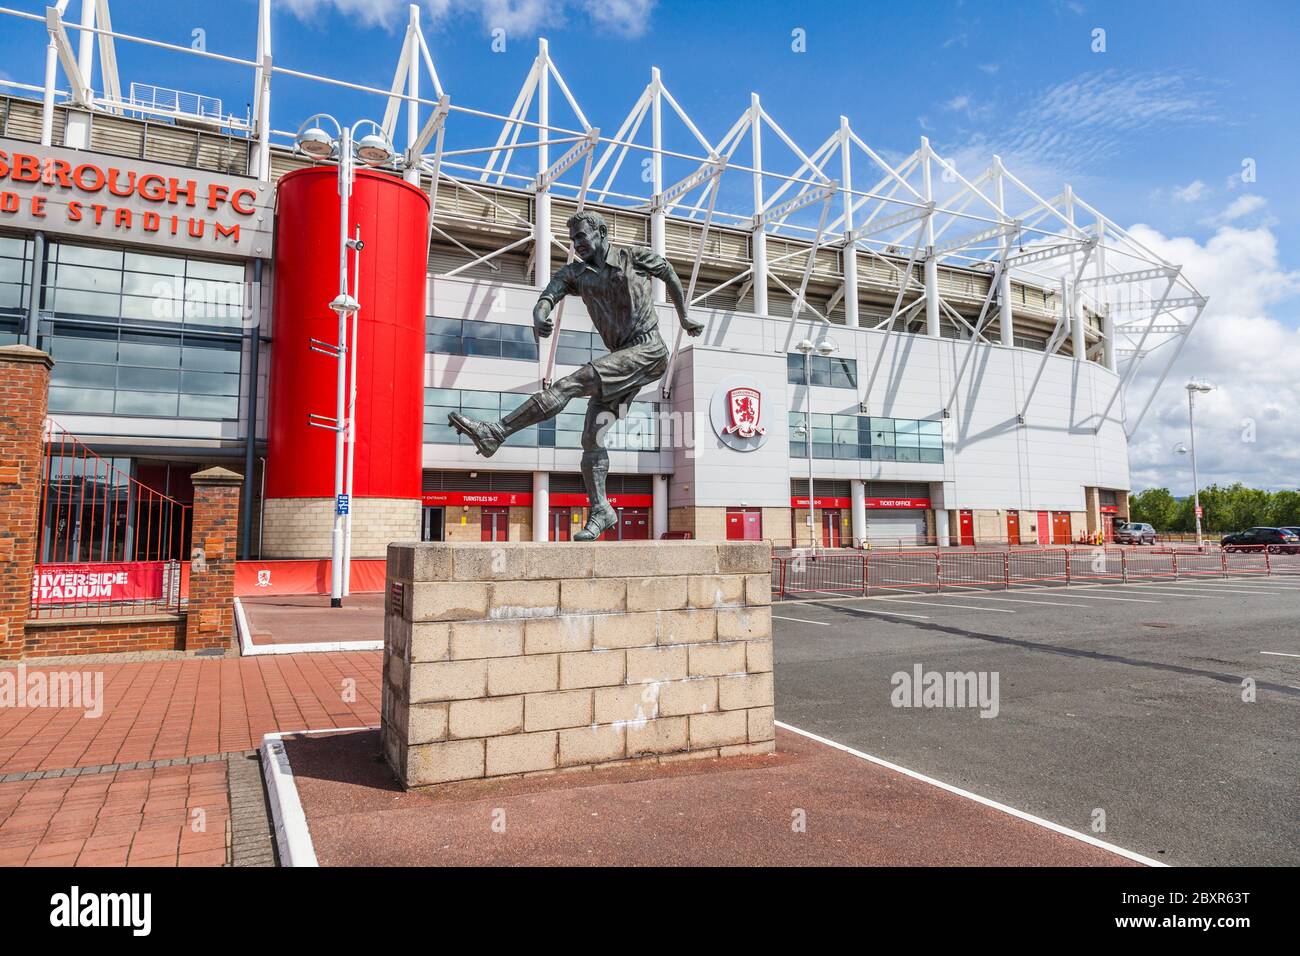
left=0, top=346, right=53, bottom=661
left=22, top=616, right=185, bottom=657
left=382, top=540, right=774, bottom=789
left=261, top=496, right=420, bottom=557
left=185, top=467, right=242, bottom=651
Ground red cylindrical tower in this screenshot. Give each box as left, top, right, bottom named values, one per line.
left=263, top=167, right=429, bottom=557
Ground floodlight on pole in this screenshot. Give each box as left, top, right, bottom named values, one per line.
left=1183, top=380, right=1214, bottom=550
left=794, top=336, right=837, bottom=553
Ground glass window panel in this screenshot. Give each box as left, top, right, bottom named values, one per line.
left=919, top=420, right=942, bottom=436
left=56, top=245, right=122, bottom=269
left=424, top=424, right=459, bottom=444
left=427, top=317, right=462, bottom=335
left=182, top=341, right=241, bottom=371
left=505, top=426, right=538, bottom=447
left=49, top=328, right=117, bottom=362
left=124, top=251, right=186, bottom=278
left=555, top=347, right=590, bottom=366
left=114, top=390, right=178, bottom=416
left=119, top=366, right=179, bottom=391
left=0, top=236, right=29, bottom=258
left=179, top=394, right=239, bottom=418
left=812, top=442, right=835, bottom=458
left=122, top=271, right=181, bottom=297
left=896, top=446, right=920, bottom=462
left=499, top=340, right=538, bottom=360
left=425, top=333, right=461, bottom=354
left=918, top=433, right=943, bottom=449
left=49, top=386, right=115, bottom=413
left=809, top=362, right=831, bottom=386
left=181, top=370, right=239, bottom=395
left=460, top=391, right=499, bottom=411
left=499, top=393, right=528, bottom=412
left=462, top=336, right=501, bottom=357
left=789, top=441, right=806, bottom=458
left=810, top=413, right=833, bottom=429
left=0, top=257, right=25, bottom=284
left=894, top=431, right=919, bottom=448
left=895, top=420, right=920, bottom=436
left=425, top=387, right=460, bottom=406
left=185, top=258, right=245, bottom=283
left=55, top=261, right=124, bottom=295
left=51, top=363, right=116, bottom=388
left=555, top=430, right=583, bottom=449
left=119, top=334, right=181, bottom=367
left=121, top=293, right=184, bottom=323
left=869, top=418, right=894, bottom=434
left=52, top=289, right=119, bottom=317
left=874, top=446, right=896, bottom=461
left=920, top=448, right=944, bottom=463
left=872, top=429, right=895, bottom=446
left=0, top=282, right=24, bottom=310
left=498, top=324, right=536, bottom=343
left=559, top=330, right=592, bottom=349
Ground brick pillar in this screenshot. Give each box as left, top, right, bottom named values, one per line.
left=186, top=467, right=243, bottom=651
left=0, top=346, right=53, bottom=660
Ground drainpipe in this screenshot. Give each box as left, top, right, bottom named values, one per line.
left=240, top=259, right=264, bottom=559
left=26, top=232, right=45, bottom=346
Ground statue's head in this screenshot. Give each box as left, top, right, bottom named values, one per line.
left=567, top=210, right=608, bottom=264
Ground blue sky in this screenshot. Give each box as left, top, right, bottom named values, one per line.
left=2, top=0, right=1297, bottom=490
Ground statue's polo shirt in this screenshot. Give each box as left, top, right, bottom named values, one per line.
left=538, top=245, right=675, bottom=350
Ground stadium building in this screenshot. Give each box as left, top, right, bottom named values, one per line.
left=0, top=2, right=1207, bottom=560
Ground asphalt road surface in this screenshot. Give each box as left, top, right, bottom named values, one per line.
left=770, top=574, right=1300, bottom=866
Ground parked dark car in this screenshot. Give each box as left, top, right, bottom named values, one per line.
left=1113, top=521, right=1157, bottom=545
left=1220, top=527, right=1300, bottom=554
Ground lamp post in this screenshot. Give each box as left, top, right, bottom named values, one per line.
left=794, top=336, right=838, bottom=553
left=1177, top=380, right=1215, bottom=549
left=294, top=115, right=396, bottom=608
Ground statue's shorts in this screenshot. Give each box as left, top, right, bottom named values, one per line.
left=583, top=328, right=668, bottom=419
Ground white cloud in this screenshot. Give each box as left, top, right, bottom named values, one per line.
left=944, top=94, right=972, bottom=112
left=281, top=0, right=653, bottom=36
left=1125, top=222, right=1300, bottom=491
left=978, top=62, right=1001, bottom=75
left=1172, top=179, right=1206, bottom=202
left=1203, top=193, right=1266, bottom=225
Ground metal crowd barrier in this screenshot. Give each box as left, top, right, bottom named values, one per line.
left=771, top=546, right=1286, bottom=598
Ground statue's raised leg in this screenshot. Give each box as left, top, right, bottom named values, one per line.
left=448, top=388, right=563, bottom=458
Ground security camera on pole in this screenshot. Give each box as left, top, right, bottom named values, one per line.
left=295, top=114, right=396, bottom=608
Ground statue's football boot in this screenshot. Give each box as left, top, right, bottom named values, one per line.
left=447, top=412, right=505, bottom=458
left=573, top=503, right=619, bottom=541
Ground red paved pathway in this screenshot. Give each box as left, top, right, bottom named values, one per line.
left=0, top=762, right=230, bottom=867
left=241, top=594, right=385, bottom=646
left=285, top=727, right=1140, bottom=867
left=0, top=652, right=380, bottom=774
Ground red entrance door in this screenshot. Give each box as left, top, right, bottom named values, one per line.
left=726, top=508, right=763, bottom=541
left=548, top=507, right=571, bottom=542
left=1051, top=511, right=1072, bottom=544
left=959, top=510, right=974, bottom=546
left=1006, top=510, right=1020, bottom=545
left=1036, top=511, right=1050, bottom=545
left=822, top=509, right=843, bottom=548
left=481, top=506, right=509, bottom=542
left=619, top=508, right=650, bottom=540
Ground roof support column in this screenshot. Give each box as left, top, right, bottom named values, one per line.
left=404, top=4, right=421, bottom=186
left=64, top=0, right=96, bottom=149
left=1066, top=186, right=1086, bottom=361
left=533, top=38, right=551, bottom=290
left=921, top=138, right=940, bottom=337
left=750, top=93, right=769, bottom=317
left=650, top=68, right=666, bottom=304
left=995, top=157, right=1014, bottom=347
left=839, top=116, right=859, bottom=328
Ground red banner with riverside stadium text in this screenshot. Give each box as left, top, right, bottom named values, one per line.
left=32, top=563, right=164, bottom=603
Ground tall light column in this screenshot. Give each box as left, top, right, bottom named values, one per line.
left=750, top=93, right=769, bottom=317
left=921, top=138, right=940, bottom=337
left=1184, top=381, right=1214, bottom=549
left=839, top=116, right=859, bottom=328
left=328, top=126, right=354, bottom=608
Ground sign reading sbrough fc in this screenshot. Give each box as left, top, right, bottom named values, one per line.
left=0, top=138, right=273, bottom=257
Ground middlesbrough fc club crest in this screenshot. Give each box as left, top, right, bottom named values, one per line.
left=723, top=387, right=766, bottom=439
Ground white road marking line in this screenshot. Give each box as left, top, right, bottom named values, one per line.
left=775, top=721, right=1167, bottom=868
left=1260, top=651, right=1300, bottom=658
left=1055, top=592, right=1161, bottom=603
left=872, top=597, right=1015, bottom=613
left=771, top=614, right=831, bottom=626
left=943, top=595, right=1091, bottom=608
left=1130, top=584, right=1280, bottom=596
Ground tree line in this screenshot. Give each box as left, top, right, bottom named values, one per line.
left=1130, top=484, right=1300, bottom=534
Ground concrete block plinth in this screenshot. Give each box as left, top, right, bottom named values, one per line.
left=382, top=541, right=774, bottom=788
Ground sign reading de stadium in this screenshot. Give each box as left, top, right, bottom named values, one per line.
left=0, top=138, right=273, bottom=257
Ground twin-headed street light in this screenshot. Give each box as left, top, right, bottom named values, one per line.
left=1176, top=380, right=1215, bottom=550
left=793, top=336, right=838, bottom=553
left=294, top=115, right=397, bottom=608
